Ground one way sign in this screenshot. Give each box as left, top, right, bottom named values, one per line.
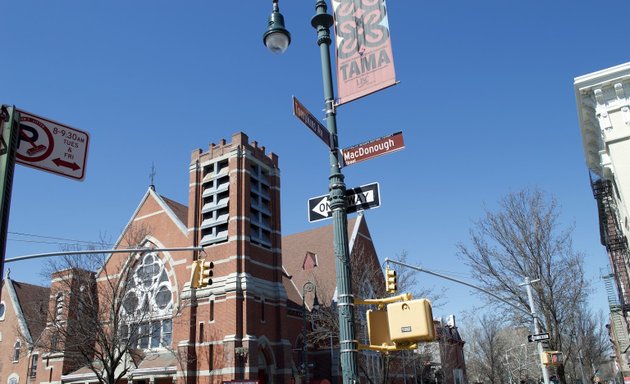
left=527, top=332, right=550, bottom=342
left=308, top=182, right=381, bottom=223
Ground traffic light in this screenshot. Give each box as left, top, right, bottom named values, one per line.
left=198, top=259, right=214, bottom=287
left=385, top=267, right=397, bottom=294
left=190, top=259, right=214, bottom=288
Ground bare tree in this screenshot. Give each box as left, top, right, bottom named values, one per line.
left=560, top=304, right=611, bottom=384
left=23, top=223, right=185, bottom=384
left=462, top=313, right=508, bottom=384
left=457, top=188, right=600, bottom=384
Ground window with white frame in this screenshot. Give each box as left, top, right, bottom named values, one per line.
left=120, top=251, right=173, bottom=350
left=7, top=374, right=18, bottom=384
left=0, top=301, right=5, bottom=320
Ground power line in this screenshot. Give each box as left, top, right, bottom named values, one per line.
left=8, top=231, right=114, bottom=246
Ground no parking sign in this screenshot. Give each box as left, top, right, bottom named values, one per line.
left=16, top=109, right=89, bottom=181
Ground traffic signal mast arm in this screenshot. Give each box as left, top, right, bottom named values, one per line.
left=385, top=258, right=553, bottom=384
left=358, top=341, right=418, bottom=353
left=384, top=258, right=532, bottom=318
left=354, top=292, right=412, bottom=308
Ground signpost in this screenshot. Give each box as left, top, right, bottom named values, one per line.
left=292, top=96, right=331, bottom=148
left=308, top=182, right=380, bottom=222
left=0, top=106, right=20, bottom=293
left=528, top=332, right=550, bottom=342
left=16, top=109, right=89, bottom=181
left=341, top=131, right=404, bottom=167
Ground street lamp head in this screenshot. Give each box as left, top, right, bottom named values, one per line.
left=263, top=0, right=291, bottom=54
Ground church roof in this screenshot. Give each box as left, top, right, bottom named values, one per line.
left=4, top=279, right=50, bottom=344
left=159, top=194, right=188, bottom=226
left=282, top=214, right=370, bottom=308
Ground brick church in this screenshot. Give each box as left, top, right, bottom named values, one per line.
left=0, top=132, right=384, bottom=384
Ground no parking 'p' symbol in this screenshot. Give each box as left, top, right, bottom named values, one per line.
left=17, top=117, right=54, bottom=162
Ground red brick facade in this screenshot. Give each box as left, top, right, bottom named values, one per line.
left=0, top=132, right=464, bottom=384
left=0, top=132, right=381, bottom=384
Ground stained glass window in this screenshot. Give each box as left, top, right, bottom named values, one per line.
left=120, top=250, right=173, bottom=349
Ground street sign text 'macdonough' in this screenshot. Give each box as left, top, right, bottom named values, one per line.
left=341, top=131, right=404, bottom=166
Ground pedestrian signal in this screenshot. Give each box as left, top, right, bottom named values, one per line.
left=387, top=298, right=435, bottom=343
left=542, top=351, right=563, bottom=366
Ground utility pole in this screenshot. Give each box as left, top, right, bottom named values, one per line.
left=522, top=277, right=550, bottom=384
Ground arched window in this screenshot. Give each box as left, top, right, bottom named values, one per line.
left=7, top=374, right=18, bottom=384
left=0, top=301, right=6, bottom=321
left=12, top=341, right=20, bottom=362
left=120, top=251, right=173, bottom=350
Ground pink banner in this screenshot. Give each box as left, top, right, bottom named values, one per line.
left=332, top=0, right=396, bottom=105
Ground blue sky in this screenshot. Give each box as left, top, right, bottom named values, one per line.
left=2, top=1, right=627, bottom=322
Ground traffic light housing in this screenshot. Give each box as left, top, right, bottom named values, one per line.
left=190, top=259, right=214, bottom=288
left=385, top=267, right=397, bottom=294
left=542, top=351, right=563, bottom=366
left=198, top=259, right=214, bottom=287
left=366, top=309, right=393, bottom=348
left=387, top=298, right=435, bottom=343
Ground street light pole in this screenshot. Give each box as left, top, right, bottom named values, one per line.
left=522, top=277, right=550, bottom=384
left=263, top=1, right=360, bottom=383
left=311, top=3, right=360, bottom=382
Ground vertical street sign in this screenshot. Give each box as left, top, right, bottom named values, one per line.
left=341, top=131, right=404, bottom=166
left=0, top=106, right=20, bottom=291
left=292, top=96, right=332, bottom=148
left=332, top=0, right=397, bottom=105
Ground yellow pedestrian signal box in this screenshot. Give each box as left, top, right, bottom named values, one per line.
left=387, top=299, right=435, bottom=343
left=366, top=309, right=393, bottom=348
left=542, top=351, right=563, bottom=366
left=385, top=267, right=397, bottom=294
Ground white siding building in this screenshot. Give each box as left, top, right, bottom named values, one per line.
left=575, top=62, right=630, bottom=382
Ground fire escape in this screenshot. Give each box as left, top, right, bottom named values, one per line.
left=593, top=179, right=630, bottom=314
left=603, top=272, right=630, bottom=354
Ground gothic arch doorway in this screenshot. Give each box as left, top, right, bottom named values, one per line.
left=256, top=340, right=275, bottom=384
